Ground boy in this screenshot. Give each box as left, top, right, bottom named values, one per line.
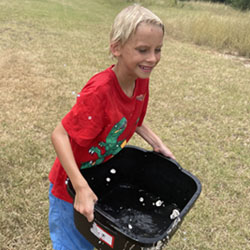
left=49, top=4, right=175, bottom=250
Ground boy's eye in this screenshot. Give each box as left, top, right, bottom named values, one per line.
left=155, top=48, right=162, bottom=53
left=136, top=47, right=162, bottom=54
left=136, top=48, right=147, bottom=53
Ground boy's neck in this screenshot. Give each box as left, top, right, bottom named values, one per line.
left=112, top=65, right=136, bottom=98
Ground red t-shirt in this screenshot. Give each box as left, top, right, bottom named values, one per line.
left=49, top=65, right=149, bottom=202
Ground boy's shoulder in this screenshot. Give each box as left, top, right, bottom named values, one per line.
left=90, top=66, right=114, bottom=82
left=84, top=66, right=115, bottom=92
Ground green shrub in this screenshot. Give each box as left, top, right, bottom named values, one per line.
left=230, top=0, right=250, bottom=10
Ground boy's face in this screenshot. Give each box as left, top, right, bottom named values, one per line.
left=114, top=23, right=164, bottom=81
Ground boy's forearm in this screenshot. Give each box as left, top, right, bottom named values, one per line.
left=51, top=123, right=89, bottom=192
left=135, top=123, right=164, bottom=149
left=135, top=123, right=175, bottom=159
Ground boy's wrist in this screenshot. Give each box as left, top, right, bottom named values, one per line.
left=71, top=176, right=89, bottom=192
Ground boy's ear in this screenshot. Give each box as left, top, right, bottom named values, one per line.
left=110, top=41, right=121, bottom=57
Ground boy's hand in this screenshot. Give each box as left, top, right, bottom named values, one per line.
left=154, top=144, right=176, bottom=160
left=74, top=187, right=98, bottom=222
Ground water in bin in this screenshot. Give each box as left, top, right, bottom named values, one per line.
left=98, top=183, right=180, bottom=240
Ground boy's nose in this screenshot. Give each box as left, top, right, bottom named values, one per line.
left=146, top=52, right=159, bottom=63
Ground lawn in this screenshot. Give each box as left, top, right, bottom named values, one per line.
left=0, top=0, right=249, bottom=249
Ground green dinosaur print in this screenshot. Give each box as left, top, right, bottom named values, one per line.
left=80, top=117, right=127, bottom=169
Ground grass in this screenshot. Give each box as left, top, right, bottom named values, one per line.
left=0, top=0, right=249, bottom=249
left=150, top=0, right=250, bottom=57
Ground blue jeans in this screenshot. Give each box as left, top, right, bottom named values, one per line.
left=48, top=183, right=94, bottom=250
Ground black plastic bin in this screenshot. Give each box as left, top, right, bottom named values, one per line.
left=67, top=145, right=201, bottom=250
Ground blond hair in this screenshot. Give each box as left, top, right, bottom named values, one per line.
left=110, top=4, right=164, bottom=47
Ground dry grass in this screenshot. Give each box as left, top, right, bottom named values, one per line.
left=0, top=0, right=249, bottom=249
left=153, top=1, right=250, bottom=57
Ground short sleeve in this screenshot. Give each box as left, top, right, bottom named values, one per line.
left=62, top=90, right=105, bottom=147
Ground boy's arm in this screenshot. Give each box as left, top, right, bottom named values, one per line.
left=135, top=123, right=175, bottom=160
left=51, top=122, right=97, bottom=222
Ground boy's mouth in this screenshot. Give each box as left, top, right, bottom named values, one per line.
left=139, top=65, right=154, bottom=73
